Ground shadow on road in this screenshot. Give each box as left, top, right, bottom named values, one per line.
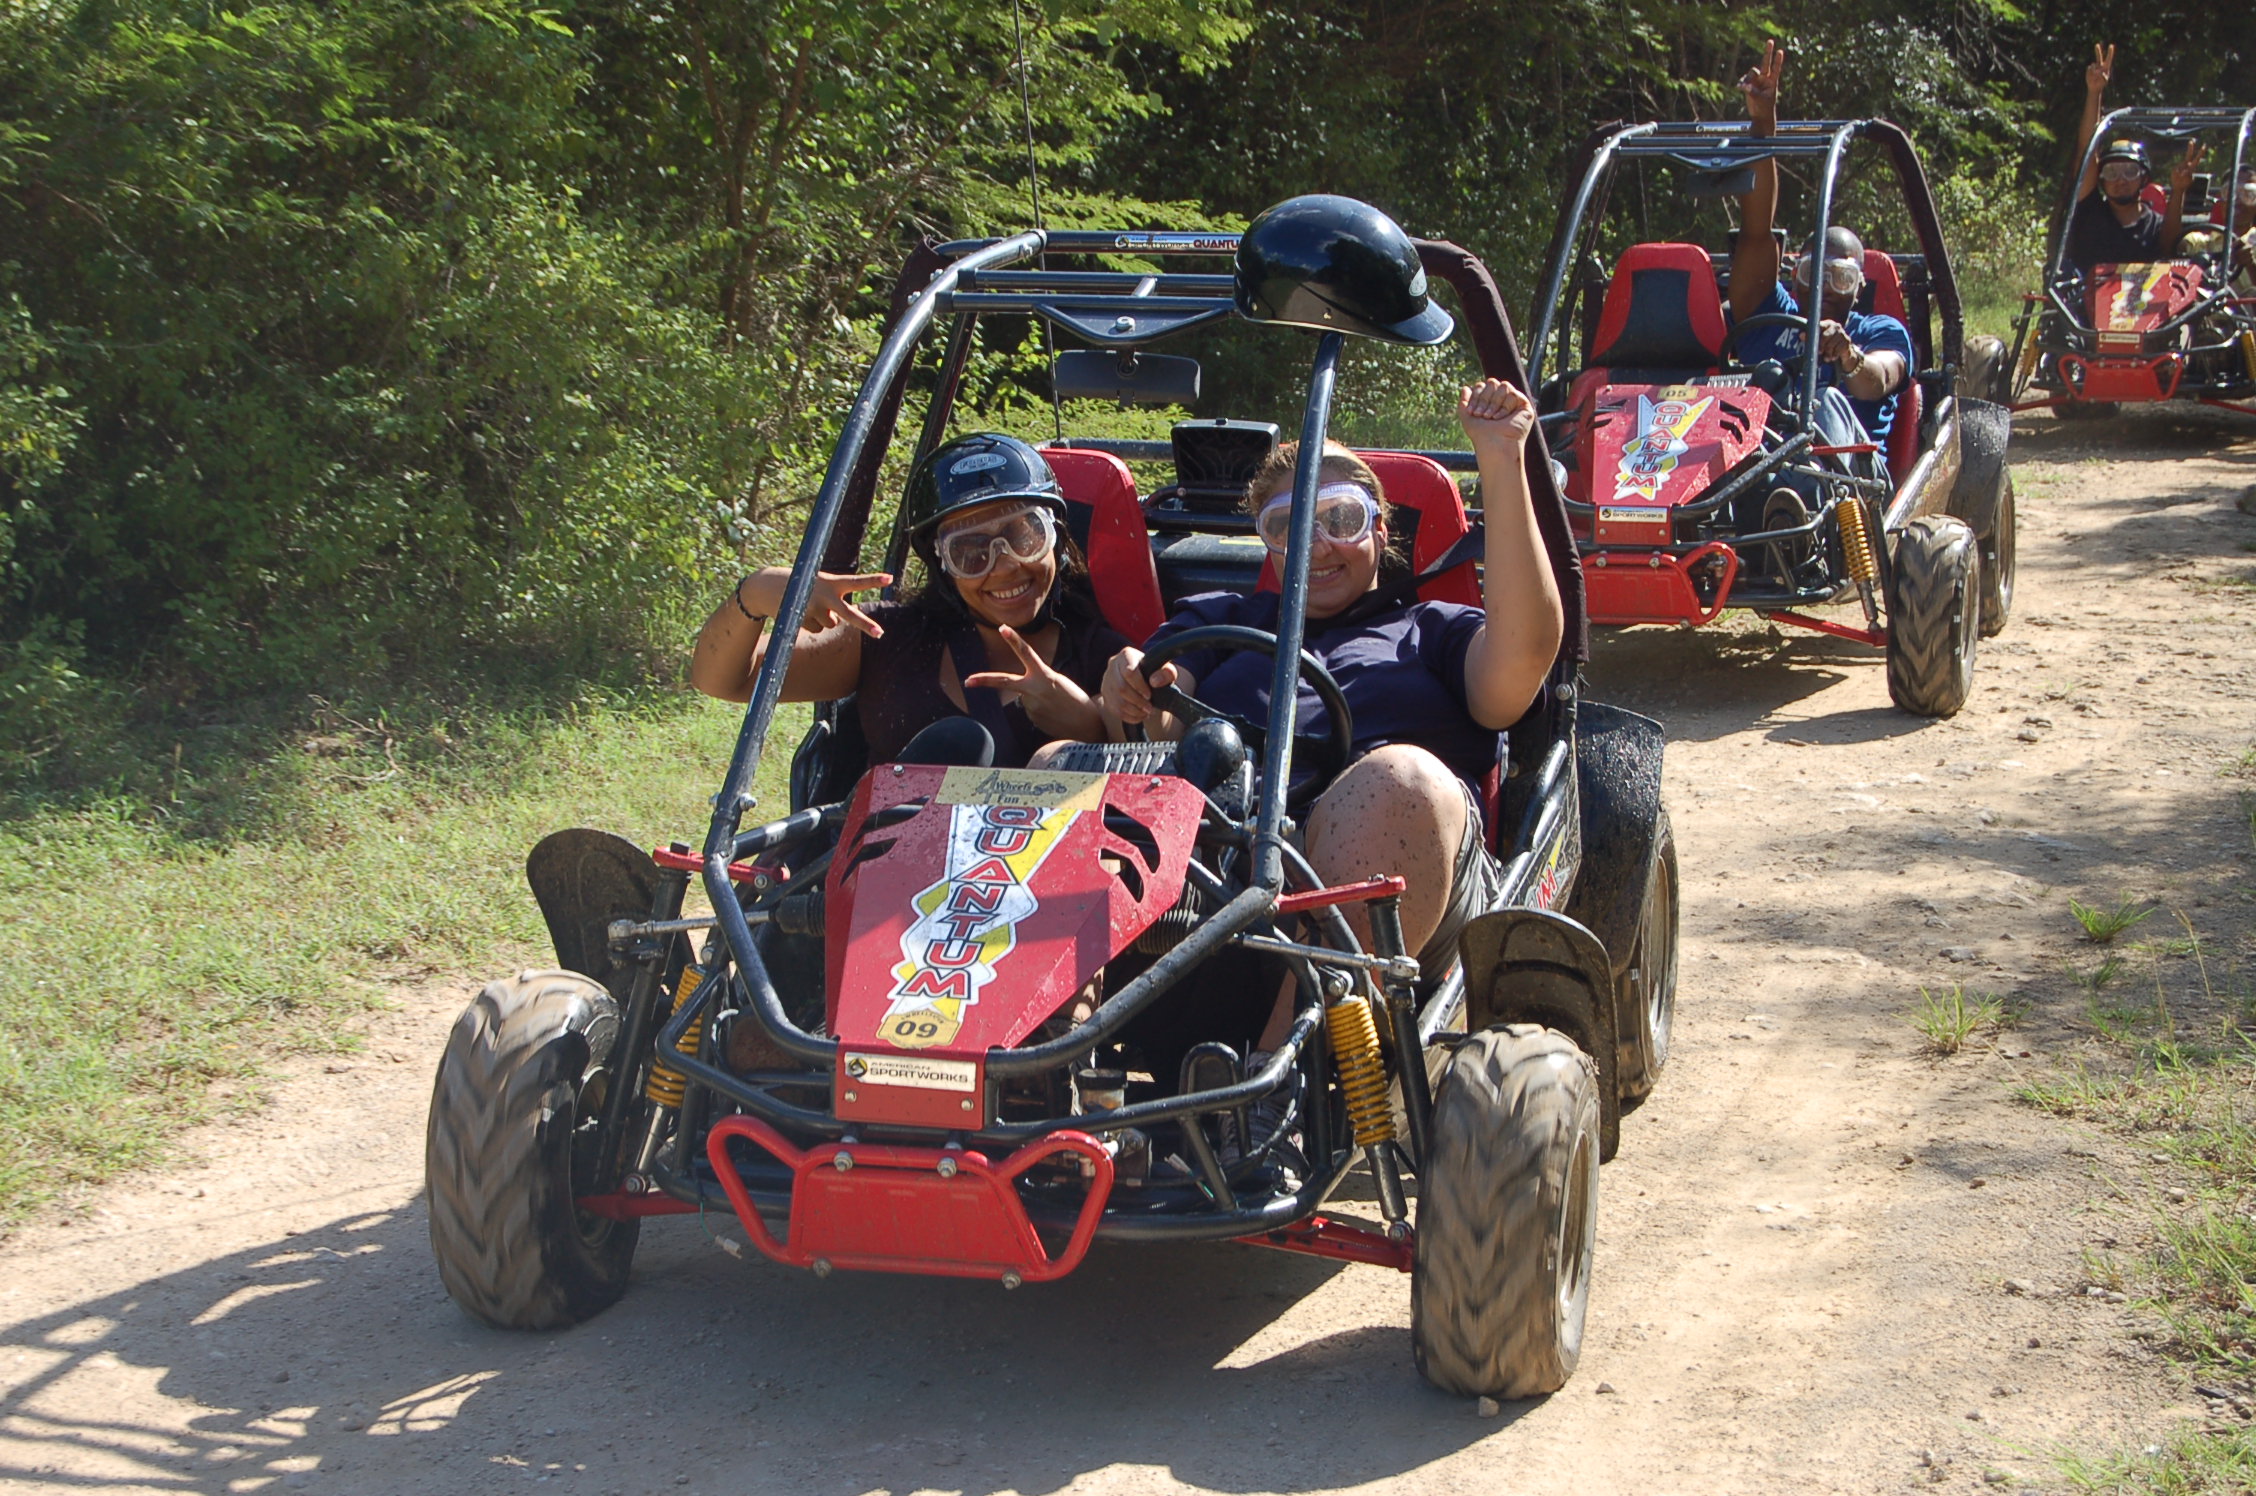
left=0, top=1199, right=1520, bottom=1493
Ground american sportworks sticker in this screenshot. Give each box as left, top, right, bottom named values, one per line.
left=880, top=801, right=1080, bottom=1048
left=841, top=1052, right=977, bottom=1092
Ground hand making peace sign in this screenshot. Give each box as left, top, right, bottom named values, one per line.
left=962, top=625, right=1101, bottom=738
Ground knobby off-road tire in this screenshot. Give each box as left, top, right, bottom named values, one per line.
left=1885, top=515, right=1981, bottom=719
left=1617, top=810, right=1679, bottom=1112
left=427, top=970, right=635, bottom=1329
left=1978, top=476, right=2016, bottom=638
left=1412, top=1024, right=1601, bottom=1399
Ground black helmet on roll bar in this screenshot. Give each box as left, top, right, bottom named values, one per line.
left=1233, top=195, right=1454, bottom=346
left=904, top=433, right=1065, bottom=542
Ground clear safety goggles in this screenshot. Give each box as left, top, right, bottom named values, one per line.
left=2099, top=161, right=2147, bottom=187
left=1255, top=482, right=1380, bottom=553
left=2237, top=179, right=2256, bottom=209
left=1792, top=254, right=1865, bottom=296
left=935, top=504, right=1057, bottom=580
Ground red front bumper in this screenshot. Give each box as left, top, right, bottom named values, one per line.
left=1584, top=540, right=1739, bottom=627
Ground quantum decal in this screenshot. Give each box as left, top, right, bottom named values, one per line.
left=881, top=803, right=1077, bottom=1049
left=2108, top=262, right=2173, bottom=330
left=1613, top=390, right=1714, bottom=502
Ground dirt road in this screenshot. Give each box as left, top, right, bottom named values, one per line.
left=3, top=409, right=2254, bottom=1495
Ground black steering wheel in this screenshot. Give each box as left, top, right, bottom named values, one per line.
left=1724, top=311, right=1811, bottom=374
left=1129, top=624, right=1355, bottom=817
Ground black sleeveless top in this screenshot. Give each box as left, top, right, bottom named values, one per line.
left=853, top=596, right=1127, bottom=768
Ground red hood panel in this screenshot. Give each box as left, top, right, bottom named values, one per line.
left=2087, top=261, right=2204, bottom=334
left=1569, top=376, right=1771, bottom=541
left=823, top=765, right=1200, bottom=1087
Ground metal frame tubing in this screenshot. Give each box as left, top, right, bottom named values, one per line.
left=1253, top=332, right=1345, bottom=891
left=700, top=231, right=1043, bottom=1069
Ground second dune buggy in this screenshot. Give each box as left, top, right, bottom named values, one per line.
left=2002, top=105, right=2256, bottom=420
left=1526, top=117, right=2018, bottom=717
left=423, top=196, right=1677, bottom=1399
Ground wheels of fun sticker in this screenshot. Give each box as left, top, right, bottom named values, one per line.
left=878, top=769, right=1102, bottom=1050
left=1614, top=387, right=1713, bottom=502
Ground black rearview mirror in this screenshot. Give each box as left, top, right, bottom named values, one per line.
left=1052, top=349, right=1201, bottom=407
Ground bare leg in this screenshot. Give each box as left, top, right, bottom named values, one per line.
left=1256, top=744, right=1466, bottom=1049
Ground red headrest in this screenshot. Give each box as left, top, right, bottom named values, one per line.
left=1590, top=243, right=1728, bottom=371
left=1861, top=251, right=1907, bottom=323
left=1041, top=448, right=1166, bottom=645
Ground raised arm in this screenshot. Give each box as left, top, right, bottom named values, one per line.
left=2077, top=43, right=2114, bottom=201
left=2163, top=140, right=2203, bottom=254
left=687, top=566, right=888, bottom=705
left=1729, top=40, right=1787, bottom=325
left=1458, top=380, right=1564, bottom=730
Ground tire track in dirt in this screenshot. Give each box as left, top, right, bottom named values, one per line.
left=0, top=408, right=2250, bottom=1494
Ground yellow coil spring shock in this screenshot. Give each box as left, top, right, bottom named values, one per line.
left=1834, top=495, right=1880, bottom=586
left=2014, top=327, right=2042, bottom=392
left=1326, top=995, right=1395, bottom=1148
left=2239, top=329, right=2256, bottom=386
left=643, top=965, right=704, bottom=1108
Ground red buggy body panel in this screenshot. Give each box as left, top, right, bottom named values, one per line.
left=2053, top=261, right=2207, bottom=403
left=822, top=765, right=1202, bottom=1129
left=1565, top=374, right=1772, bottom=627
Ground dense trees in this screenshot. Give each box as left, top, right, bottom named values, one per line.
left=0, top=0, right=2248, bottom=727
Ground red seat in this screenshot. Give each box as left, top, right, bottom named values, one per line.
left=1256, top=450, right=1479, bottom=605
left=1589, top=243, right=1729, bottom=371
left=1861, top=251, right=1921, bottom=483
left=1043, top=448, right=1166, bottom=646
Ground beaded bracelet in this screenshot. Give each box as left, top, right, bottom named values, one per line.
left=732, top=576, right=767, bottom=626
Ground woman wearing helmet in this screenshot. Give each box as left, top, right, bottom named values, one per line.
left=689, top=433, right=1123, bottom=767
left=1103, top=376, right=1561, bottom=1009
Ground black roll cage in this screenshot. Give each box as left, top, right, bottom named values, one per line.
left=2039, top=106, right=2256, bottom=338
left=658, top=223, right=1588, bottom=1181
left=1529, top=118, right=1965, bottom=427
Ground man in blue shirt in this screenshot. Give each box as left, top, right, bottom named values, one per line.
left=1726, top=43, right=1913, bottom=451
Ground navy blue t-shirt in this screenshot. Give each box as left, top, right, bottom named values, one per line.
left=1144, top=590, right=1496, bottom=790
left=1732, top=281, right=1914, bottom=441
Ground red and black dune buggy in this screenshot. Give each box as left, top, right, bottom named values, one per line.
left=2002, top=106, right=2256, bottom=419
left=423, top=198, right=1678, bottom=1399
left=1527, top=118, right=2018, bottom=717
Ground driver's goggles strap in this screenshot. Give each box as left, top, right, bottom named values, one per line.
left=1256, top=483, right=1379, bottom=552
left=936, top=506, right=1056, bottom=579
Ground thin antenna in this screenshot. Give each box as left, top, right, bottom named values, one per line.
left=1011, top=0, right=1065, bottom=443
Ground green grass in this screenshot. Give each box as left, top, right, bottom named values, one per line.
left=2059, top=1427, right=2256, bottom=1494
left=0, top=685, right=799, bottom=1216
left=2074, top=896, right=2160, bottom=945
left=2015, top=903, right=2256, bottom=1489
left=1909, top=983, right=2004, bottom=1055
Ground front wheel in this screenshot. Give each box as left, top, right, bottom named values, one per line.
left=1978, top=477, right=2016, bottom=638
left=1411, top=1025, right=1601, bottom=1399
left=1617, top=811, right=1678, bottom=1111
left=426, top=970, right=636, bottom=1329
left=1885, top=516, right=1980, bottom=718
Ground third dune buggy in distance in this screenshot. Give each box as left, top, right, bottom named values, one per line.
left=2002, top=106, right=2256, bottom=419
left=423, top=195, right=1678, bottom=1399
left=1528, top=116, right=2019, bottom=717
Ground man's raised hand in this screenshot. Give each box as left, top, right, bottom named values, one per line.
left=2173, top=140, right=2205, bottom=196
left=2087, top=42, right=2114, bottom=97
left=1739, top=39, right=1785, bottom=126
left=1457, top=378, right=1536, bottom=456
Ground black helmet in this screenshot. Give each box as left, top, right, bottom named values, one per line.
left=2099, top=138, right=2151, bottom=173
left=1233, top=195, right=1454, bottom=346
left=904, top=433, right=1065, bottom=542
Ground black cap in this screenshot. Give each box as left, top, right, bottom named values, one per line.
left=904, top=433, right=1065, bottom=541
left=1233, top=195, right=1454, bottom=346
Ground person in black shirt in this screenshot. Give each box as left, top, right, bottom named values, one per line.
left=2066, top=44, right=2200, bottom=273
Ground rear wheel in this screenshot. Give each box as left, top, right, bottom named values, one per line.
left=1885, top=516, right=1980, bottom=718
left=426, top=970, right=636, bottom=1329
left=1412, top=1024, right=1600, bottom=1399
left=1617, top=811, right=1678, bottom=1111
left=1978, top=477, right=2016, bottom=638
